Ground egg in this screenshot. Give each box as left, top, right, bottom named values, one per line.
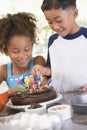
left=49, top=114, right=62, bottom=130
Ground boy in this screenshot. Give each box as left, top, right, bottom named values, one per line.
left=32, top=0, right=87, bottom=92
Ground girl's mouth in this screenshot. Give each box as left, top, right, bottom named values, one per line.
left=17, top=59, right=29, bottom=65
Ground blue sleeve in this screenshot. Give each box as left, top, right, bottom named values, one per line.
left=82, top=27, right=87, bottom=38
left=46, top=33, right=58, bottom=68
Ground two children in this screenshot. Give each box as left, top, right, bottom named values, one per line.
left=0, top=12, right=45, bottom=97
left=0, top=0, right=87, bottom=94
left=33, top=0, right=87, bottom=92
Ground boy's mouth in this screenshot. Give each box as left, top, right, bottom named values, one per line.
left=57, top=29, right=66, bottom=36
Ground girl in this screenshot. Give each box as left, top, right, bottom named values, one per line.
left=32, top=0, right=87, bottom=92
left=0, top=12, right=45, bottom=97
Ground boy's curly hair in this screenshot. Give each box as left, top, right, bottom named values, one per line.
left=0, top=12, right=37, bottom=53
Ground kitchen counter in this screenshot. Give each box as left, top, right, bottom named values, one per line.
left=61, top=92, right=87, bottom=130
left=0, top=91, right=87, bottom=130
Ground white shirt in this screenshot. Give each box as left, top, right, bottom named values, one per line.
left=49, top=35, right=87, bottom=92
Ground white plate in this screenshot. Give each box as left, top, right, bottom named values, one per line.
left=6, top=100, right=30, bottom=110
left=6, top=93, right=62, bottom=110
left=41, top=93, right=62, bottom=106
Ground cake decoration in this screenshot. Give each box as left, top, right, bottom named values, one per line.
left=47, top=78, right=52, bottom=86
left=17, top=75, right=52, bottom=94
left=11, top=75, right=57, bottom=105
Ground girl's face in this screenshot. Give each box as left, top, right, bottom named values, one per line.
left=44, top=8, right=78, bottom=37
left=6, top=35, right=33, bottom=68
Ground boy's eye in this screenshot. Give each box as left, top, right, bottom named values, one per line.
left=47, top=19, right=52, bottom=24
left=56, top=20, right=62, bottom=23
left=48, top=20, right=62, bottom=25
left=48, top=22, right=52, bottom=25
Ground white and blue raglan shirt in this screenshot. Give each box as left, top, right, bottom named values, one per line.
left=47, top=27, right=87, bottom=92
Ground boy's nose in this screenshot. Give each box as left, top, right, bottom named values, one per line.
left=51, top=23, right=60, bottom=31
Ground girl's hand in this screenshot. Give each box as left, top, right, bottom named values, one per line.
left=8, top=88, right=19, bottom=98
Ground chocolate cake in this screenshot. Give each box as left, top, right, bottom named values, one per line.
left=11, top=76, right=57, bottom=105
left=11, top=86, right=57, bottom=105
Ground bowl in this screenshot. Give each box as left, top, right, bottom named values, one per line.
left=0, top=86, right=8, bottom=112
left=25, top=103, right=46, bottom=114
left=47, top=104, right=72, bottom=120
left=69, top=93, right=87, bottom=114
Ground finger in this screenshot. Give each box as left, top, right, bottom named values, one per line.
left=32, top=68, right=40, bottom=76
left=83, top=87, right=87, bottom=92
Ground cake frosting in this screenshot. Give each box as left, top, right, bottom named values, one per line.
left=11, top=75, right=57, bottom=105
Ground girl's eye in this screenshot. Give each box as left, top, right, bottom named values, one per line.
left=25, top=48, right=29, bottom=51
left=12, top=49, right=19, bottom=53
left=24, top=48, right=31, bottom=51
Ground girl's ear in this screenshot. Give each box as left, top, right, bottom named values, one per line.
left=4, top=49, right=8, bottom=56
left=73, top=8, right=78, bottom=18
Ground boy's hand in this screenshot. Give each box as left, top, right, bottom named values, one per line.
left=32, top=65, right=51, bottom=77
left=32, top=65, right=42, bottom=76
left=83, top=85, right=87, bottom=92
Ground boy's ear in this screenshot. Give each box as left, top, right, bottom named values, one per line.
left=73, top=8, right=78, bottom=18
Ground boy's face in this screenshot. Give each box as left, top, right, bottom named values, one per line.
left=44, top=8, right=78, bottom=37
left=6, top=35, right=33, bottom=68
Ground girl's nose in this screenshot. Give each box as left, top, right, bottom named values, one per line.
left=18, top=52, right=24, bottom=58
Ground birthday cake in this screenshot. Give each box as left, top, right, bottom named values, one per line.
left=11, top=75, right=57, bottom=105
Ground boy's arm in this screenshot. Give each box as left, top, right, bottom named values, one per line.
left=33, top=55, right=51, bottom=85
left=33, top=55, right=51, bottom=76
left=83, top=85, right=87, bottom=92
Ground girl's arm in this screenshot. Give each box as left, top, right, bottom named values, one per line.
left=34, top=55, right=46, bottom=66
left=0, top=65, right=20, bottom=98
left=8, top=88, right=19, bottom=98
left=0, top=65, right=7, bottom=84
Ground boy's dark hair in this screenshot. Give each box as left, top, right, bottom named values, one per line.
left=41, top=0, right=76, bottom=11
left=0, top=12, right=37, bottom=53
